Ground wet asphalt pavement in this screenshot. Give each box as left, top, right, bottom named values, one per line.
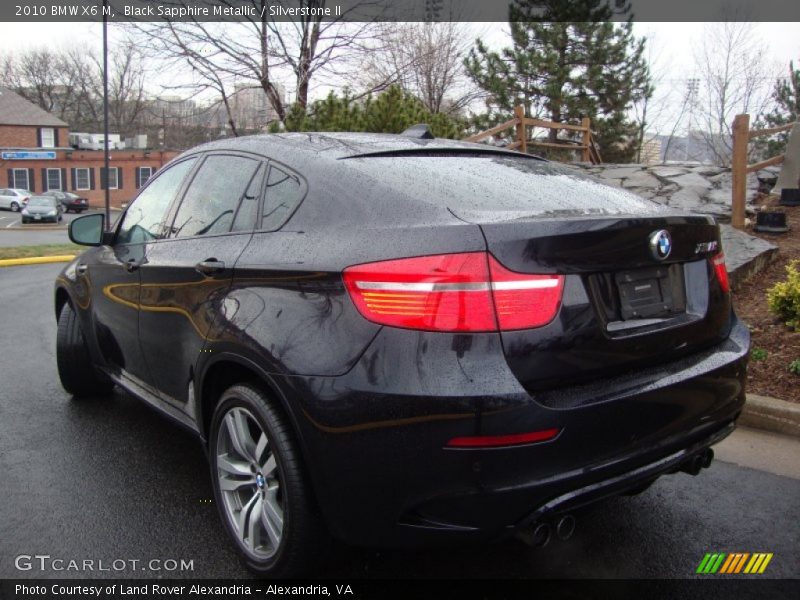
left=0, top=264, right=798, bottom=582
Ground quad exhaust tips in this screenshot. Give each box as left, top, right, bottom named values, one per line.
left=518, top=514, right=576, bottom=548
left=680, top=448, right=714, bottom=476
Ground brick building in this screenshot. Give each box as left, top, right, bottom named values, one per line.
left=0, top=87, right=178, bottom=208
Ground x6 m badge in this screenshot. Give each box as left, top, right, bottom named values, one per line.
left=649, top=230, right=672, bottom=261
left=695, top=240, right=719, bottom=255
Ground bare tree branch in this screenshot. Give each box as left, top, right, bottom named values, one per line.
left=693, top=21, right=777, bottom=166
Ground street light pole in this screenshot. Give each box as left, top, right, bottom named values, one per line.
left=685, top=78, right=699, bottom=162
left=102, top=0, right=110, bottom=226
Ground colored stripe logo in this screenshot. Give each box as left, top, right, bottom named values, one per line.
left=697, top=553, right=773, bottom=574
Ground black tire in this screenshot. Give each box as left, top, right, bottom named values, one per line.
left=56, top=302, right=114, bottom=397
left=10, top=201, right=19, bottom=212
left=21, top=218, right=28, bottom=224
left=209, top=383, right=330, bottom=577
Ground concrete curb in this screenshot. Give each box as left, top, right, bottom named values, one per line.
left=0, top=255, right=76, bottom=268
left=740, top=394, right=800, bottom=438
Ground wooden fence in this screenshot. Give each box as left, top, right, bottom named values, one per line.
left=731, top=114, right=797, bottom=229
left=466, top=105, right=602, bottom=164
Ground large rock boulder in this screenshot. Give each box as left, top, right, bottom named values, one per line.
left=666, top=172, right=713, bottom=192
left=573, top=162, right=774, bottom=219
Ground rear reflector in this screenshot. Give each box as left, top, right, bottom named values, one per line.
left=711, top=252, right=730, bottom=294
left=343, top=252, right=564, bottom=332
left=446, top=428, right=561, bottom=448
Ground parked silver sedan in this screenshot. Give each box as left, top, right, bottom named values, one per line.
left=21, top=195, right=63, bottom=224
left=0, top=188, right=32, bottom=212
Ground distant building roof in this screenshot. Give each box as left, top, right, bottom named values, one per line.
left=0, top=87, right=68, bottom=127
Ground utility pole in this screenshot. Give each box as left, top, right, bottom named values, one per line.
left=102, top=0, right=110, bottom=225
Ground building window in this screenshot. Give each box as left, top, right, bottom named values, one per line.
left=46, top=168, right=62, bottom=191
left=75, top=168, right=90, bottom=191
left=102, top=167, right=119, bottom=190
left=11, top=169, right=29, bottom=190
left=138, top=166, right=154, bottom=187
left=40, top=128, right=55, bottom=148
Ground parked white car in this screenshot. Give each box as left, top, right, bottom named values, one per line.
left=0, top=188, right=32, bottom=212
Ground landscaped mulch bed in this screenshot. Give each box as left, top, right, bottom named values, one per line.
left=732, top=203, right=800, bottom=403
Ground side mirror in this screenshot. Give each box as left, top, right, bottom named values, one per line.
left=69, top=213, right=106, bottom=246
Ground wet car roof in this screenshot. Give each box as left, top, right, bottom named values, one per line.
left=178, top=132, right=535, bottom=166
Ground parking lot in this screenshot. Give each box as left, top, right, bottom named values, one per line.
left=0, top=262, right=798, bottom=580
left=0, top=208, right=116, bottom=247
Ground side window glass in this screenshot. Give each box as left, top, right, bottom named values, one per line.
left=261, top=165, right=303, bottom=231
left=171, top=155, right=260, bottom=238
left=231, top=164, right=265, bottom=232
left=117, top=158, right=196, bottom=245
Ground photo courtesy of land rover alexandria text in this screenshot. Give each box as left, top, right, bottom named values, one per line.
left=54, top=132, right=749, bottom=576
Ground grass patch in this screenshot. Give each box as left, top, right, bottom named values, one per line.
left=0, top=244, right=82, bottom=260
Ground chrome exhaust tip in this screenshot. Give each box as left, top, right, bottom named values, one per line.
left=681, top=448, right=714, bottom=476
left=701, top=448, right=714, bottom=469
left=518, top=522, right=552, bottom=548
left=555, top=515, right=576, bottom=541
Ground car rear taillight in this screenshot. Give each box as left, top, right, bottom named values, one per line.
left=711, top=252, right=730, bottom=294
left=343, top=252, right=564, bottom=332
left=487, top=256, right=564, bottom=330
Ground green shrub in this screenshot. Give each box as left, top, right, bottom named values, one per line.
left=790, top=359, right=800, bottom=376
left=767, top=260, right=800, bottom=331
left=751, top=348, right=768, bottom=361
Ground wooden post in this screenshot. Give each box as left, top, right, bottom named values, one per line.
left=731, top=113, right=750, bottom=230
left=581, top=117, right=591, bottom=162
left=514, top=105, right=527, bottom=154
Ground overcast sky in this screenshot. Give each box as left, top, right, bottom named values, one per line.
left=1, top=20, right=798, bottom=132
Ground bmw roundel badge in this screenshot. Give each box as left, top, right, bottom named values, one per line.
left=649, top=230, right=672, bottom=261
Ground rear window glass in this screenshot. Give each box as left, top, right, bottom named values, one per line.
left=344, top=156, right=663, bottom=220
left=261, top=165, right=303, bottom=231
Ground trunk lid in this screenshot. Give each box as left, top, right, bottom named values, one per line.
left=467, top=214, right=733, bottom=394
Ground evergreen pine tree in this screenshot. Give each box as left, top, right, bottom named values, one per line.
left=758, top=60, right=799, bottom=158
left=284, top=86, right=464, bottom=139
left=464, top=0, right=652, bottom=162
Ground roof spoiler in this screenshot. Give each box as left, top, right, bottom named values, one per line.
left=401, top=124, right=434, bottom=139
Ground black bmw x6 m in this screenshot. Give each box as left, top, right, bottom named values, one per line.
left=54, top=132, right=749, bottom=576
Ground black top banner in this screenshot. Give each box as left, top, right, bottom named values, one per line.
left=2, top=0, right=800, bottom=22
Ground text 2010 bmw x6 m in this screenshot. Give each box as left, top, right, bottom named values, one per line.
left=55, top=132, right=749, bottom=576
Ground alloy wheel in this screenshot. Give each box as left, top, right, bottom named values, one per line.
left=215, top=406, right=284, bottom=559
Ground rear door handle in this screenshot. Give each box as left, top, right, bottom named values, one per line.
left=195, top=259, right=225, bottom=275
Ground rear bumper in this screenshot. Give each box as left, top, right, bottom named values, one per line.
left=281, top=317, right=749, bottom=547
